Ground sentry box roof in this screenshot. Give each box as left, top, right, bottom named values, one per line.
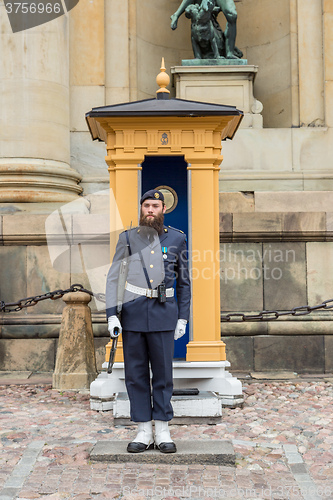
left=85, top=97, right=243, bottom=143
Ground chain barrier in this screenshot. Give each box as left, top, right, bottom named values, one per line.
left=0, top=284, right=105, bottom=313
left=221, top=299, right=333, bottom=322
left=1, top=284, right=333, bottom=322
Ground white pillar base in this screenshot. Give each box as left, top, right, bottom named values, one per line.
left=90, top=360, right=243, bottom=411
left=113, top=391, right=222, bottom=425
left=173, top=361, right=244, bottom=408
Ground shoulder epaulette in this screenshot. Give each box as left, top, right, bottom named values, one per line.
left=121, top=226, right=138, bottom=234
left=168, top=225, right=184, bottom=234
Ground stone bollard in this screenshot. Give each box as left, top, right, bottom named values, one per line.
left=53, top=291, right=98, bottom=390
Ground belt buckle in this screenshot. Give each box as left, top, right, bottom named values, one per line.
left=146, top=289, right=152, bottom=298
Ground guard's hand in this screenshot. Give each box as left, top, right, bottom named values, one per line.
left=108, top=316, right=122, bottom=338
left=174, top=319, right=187, bottom=340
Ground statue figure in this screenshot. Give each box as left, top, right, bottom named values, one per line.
left=184, top=0, right=224, bottom=59
left=171, top=0, right=242, bottom=60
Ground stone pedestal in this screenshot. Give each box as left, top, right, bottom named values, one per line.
left=181, top=58, right=248, bottom=66
left=53, top=292, right=98, bottom=390
left=171, top=64, right=263, bottom=129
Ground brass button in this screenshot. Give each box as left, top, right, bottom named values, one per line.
left=150, top=264, right=153, bottom=268
left=150, top=279, right=153, bottom=283
left=151, top=250, right=154, bottom=254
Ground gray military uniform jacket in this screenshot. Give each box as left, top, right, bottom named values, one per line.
left=106, top=225, right=191, bottom=332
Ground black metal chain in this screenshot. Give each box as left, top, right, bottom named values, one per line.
left=0, top=284, right=105, bottom=313
left=1, top=284, right=333, bottom=322
left=221, top=298, right=333, bottom=322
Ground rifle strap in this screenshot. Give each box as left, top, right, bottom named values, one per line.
left=125, top=231, right=132, bottom=256
left=126, top=229, right=152, bottom=290
left=138, top=250, right=152, bottom=289
left=116, top=231, right=132, bottom=316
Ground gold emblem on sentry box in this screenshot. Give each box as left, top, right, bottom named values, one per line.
left=161, top=133, right=168, bottom=145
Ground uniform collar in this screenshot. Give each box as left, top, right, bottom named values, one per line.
left=137, top=226, right=165, bottom=247
left=159, top=226, right=168, bottom=244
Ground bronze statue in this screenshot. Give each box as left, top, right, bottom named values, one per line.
left=184, top=0, right=224, bottom=59
left=171, top=0, right=242, bottom=60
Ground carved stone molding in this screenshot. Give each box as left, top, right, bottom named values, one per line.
left=0, top=159, right=82, bottom=203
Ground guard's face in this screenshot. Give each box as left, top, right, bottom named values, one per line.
left=141, top=200, right=166, bottom=220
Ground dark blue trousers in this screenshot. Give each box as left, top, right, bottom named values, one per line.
left=122, top=330, right=174, bottom=422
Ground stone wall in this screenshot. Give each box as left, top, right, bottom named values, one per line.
left=219, top=191, right=333, bottom=373
left=0, top=212, right=109, bottom=371
left=235, top=0, right=293, bottom=128
left=0, top=338, right=108, bottom=373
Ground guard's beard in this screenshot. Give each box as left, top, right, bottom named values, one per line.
left=139, top=212, right=165, bottom=235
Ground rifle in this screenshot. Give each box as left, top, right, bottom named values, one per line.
left=107, top=226, right=132, bottom=374
left=107, top=329, right=119, bottom=374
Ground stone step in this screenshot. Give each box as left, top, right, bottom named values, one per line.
left=90, top=440, right=235, bottom=466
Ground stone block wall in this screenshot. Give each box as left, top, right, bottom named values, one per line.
left=0, top=211, right=110, bottom=372
left=219, top=191, right=333, bottom=373
left=0, top=338, right=108, bottom=373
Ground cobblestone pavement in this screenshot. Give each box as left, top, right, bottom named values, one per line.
left=0, top=379, right=333, bottom=500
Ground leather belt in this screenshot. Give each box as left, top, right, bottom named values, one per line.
left=125, top=282, right=174, bottom=298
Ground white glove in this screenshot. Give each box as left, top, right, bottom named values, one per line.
left=174, top=319, right=187, bottom=340
left=108, top=315, right=122, bottom=338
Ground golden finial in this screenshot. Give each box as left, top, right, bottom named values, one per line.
left=156, top=57, right=170, bottom=94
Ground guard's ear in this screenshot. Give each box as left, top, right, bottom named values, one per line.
left=162, top=204, right=167, bottom=214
